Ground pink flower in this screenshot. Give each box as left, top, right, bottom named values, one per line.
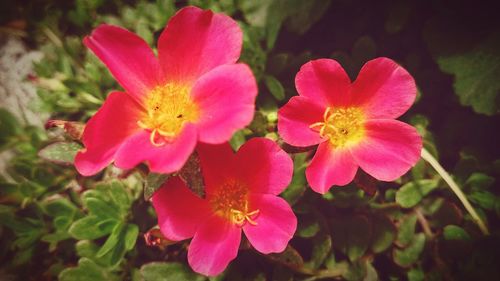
left=74, top=6, right=257, bottom=176
left=278, top=58, right=422, bottom=193
left=152, top=138, right=297, bottom=276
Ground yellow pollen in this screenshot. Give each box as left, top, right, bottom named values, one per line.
left=231, top=202, right=260, bottom=226
left=138, top=83, right=199, bottom=146
left=309, top=107, right=365, bottom=148
left=210, top=179, right=260, bottom=227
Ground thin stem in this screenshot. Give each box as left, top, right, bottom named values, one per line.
left=415, top=208, right=434, bottom=238
left=420, top=148, right=489, bottom=235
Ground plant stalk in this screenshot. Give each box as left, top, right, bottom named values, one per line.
left=420, top=148, right=489, bottom=235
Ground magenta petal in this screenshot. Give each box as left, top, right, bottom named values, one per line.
left=295, top=59, right=351, bottom=107
left=236, top=138, right=293, bottom=195
left=74, top=92, right=142, bottom=176
left=351, top=119, right=422, bottom=181
left=350, top=57, right=416, bottom=119
left=196, top=142, right=236, bottom=194
left=158, top=6, right=242, bottom=82
left=84, top=25, right=160, bottom=103
left=306, top=142, right=358, bottom=193
left=152, top=177, right=211, bottom=241
left=188, top=215, right=241, bottom=276
left=114, top=124, right=197, bottom=174
left=278, top=96, right=325, bottom=147
left=243, top=194, right=296, bottom=254
left=192, top=64, right=257, bottom=144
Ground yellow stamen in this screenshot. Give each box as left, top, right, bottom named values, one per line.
left=210, top=179, right=260, bottom=227
left=149, top=129, right=166, bottom=147
left=230, top=202, right=260, bottom=226
left=309, top=106, right=365, bottom=148
left=138, top=83, right=199, bottom=146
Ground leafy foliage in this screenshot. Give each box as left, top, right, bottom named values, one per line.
left=423, top=7, right=500, bottom=115
left=1, top=0, right=499, bottom=280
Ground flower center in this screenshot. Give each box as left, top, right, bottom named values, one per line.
left=309, top=107, right=365, bottom=148
left=210, top=179, right=259, bottom=227
left=137, top=83, right=199, bottom=146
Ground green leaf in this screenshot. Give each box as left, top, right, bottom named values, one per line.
left=396, top=179, right=439, bottom=208
left=430, top=201, right=463, bottom=228
left=445, top=35, right=500, bottom=115
left=0, top=108, right=21, bottom=147
left=154, top=0, right=176, bottom=29
left=1, top=215, right=39, bottom=234
left=19, top=180, right=46, bottom=198
left=307, top=233, right=332, bottom=270
left=12, top=247, right=34, bottom=266
left=69, top=216, right=117, bottom=240
left=371, top=215, right=396, bottom=253
left=407, top=267, right=425, bottom=281
left=84, top=197, right=122, bottom=220
left=425, top=20, right=500, bottom=115
left=41, top=232, right=70, bottom=246
left=282, top=152, right=307, bottom=205
left=469, top=190, right=497, bottom=210
left=96, top=222, right=124, bottom=257
left=296, top=215, right=320, bottom=238
left=238, top=0, right=329, bottom=50
left=59, top=258, right=118, bottom=281
left=330, top=215, right=371, bottom=261
left=342, top=260, right=366, bottom=281
left=264, top=75, right=285, bottom=101
left=238, top=0, right=279, bottom=27
left=13, top=224, right=44, bottom=249
left=421, top=197, right=444, bottom=215
left=229, top=130, right=246, bottom=151
left=384, top=189, right=396, bottom=202
left=248, top=111, right=268, bottom=135
left=135, top=21, right=153, bottom=45
left=82, top=188, right=108, bottom=204
left=108, top=181, right=131, bottom=211
left=76, top=240, right=99, bottom=259
left=240, top=24, right=267, bottom=80
left=393, top=233, right=426, bottom=267
left=411, top=160, right=426, bottom=181
left=267, top=53, right=289, bottom=74
left=268, top=245, right=304, bottom=269
left=347, top=216, right=371, bottom=261
left=364, top=261, right=379, bottom=281
left=140, top=262, right=205, bottom=281
left=75, top=238, right=124, bottom=268
left=396, top=214, right=417, bottom=247
left=144, top=173, right=171, bottom=201
left=465, top=173, right=495, bottom=190
left=53, top=216, right=72, bottom=230
left=443, top=225, right=471, bottom=241
left=454, top=152, right=480, bottom=183
left=90, top=181, right=133, bottom=216
left=100, top=236, right=127, bottom=268
left=43, top=197, right=78, bottom=218
left=328, top=185, right=369, bottom=208
left=38, top=141, right=82, bottom=165
left=410, top=114, right=430, bottom=137
left=283, top=0, right=331, bottom=35
left=124, top=224, right=139, bottom=251
left=265, top=16, right=282, bottom=50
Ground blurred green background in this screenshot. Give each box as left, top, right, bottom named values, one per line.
left=0, top=0, right=499, bottom=280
